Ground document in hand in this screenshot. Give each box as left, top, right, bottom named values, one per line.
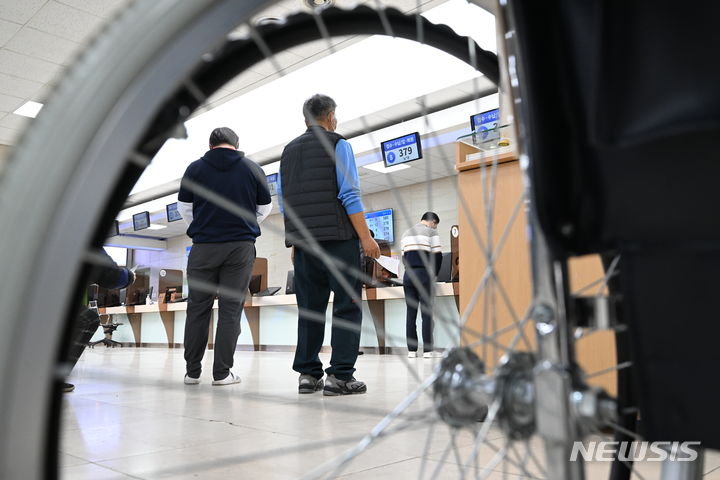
left=376, top=255, right=400, bottom=275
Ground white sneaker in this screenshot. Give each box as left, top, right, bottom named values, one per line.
left=212, top=371, right=241, bottom=386
left=407, top=351, right=418, bottom=358
left=423, top=351, right=443, bottom=359
left=184, top=374, right=200, bottom=385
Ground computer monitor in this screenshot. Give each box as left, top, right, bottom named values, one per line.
left=470, top=108, right=500, bottom=145
left=437, top=252, right=453, bottom=283
left=266, top=173, right=278, bottom=196
left=166, top=202, right=182, bottom=222
left=107, top=220, right=119, bottom=237
left=132, top=211, right=150, bottom=231
left=381, top=132, right=422, bottom=168
left=365, top=209, right=394, bottom=244
left=285, top=270, right=295, bottom=295
left=248, top=274, right=262, bottom=295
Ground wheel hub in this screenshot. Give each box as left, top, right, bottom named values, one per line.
left=433, top=348, right=537, bottom=439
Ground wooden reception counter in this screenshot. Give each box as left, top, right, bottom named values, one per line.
left=98, top=283, right=459, bottom=354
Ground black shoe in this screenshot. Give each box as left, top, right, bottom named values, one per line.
left=63, top=383, right=75, bottom=393
left=323, top=375, right=367, bottom=396
left=298, top=374, right=324, bottom=394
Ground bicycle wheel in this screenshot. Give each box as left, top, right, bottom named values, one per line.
left=0, top=1, right=646, bottom=479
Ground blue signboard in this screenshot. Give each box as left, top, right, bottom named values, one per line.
left=266, top=173, right=278, bottom=196
left=470, top=108, right=500, bottom=144
left=365, top=209, right=394, bottom=243
left=381, top=132, right=422, bottom=168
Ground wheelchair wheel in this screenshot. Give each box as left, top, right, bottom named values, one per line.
left=0, top=1, right=649, bottom=478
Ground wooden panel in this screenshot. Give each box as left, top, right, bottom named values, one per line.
left=366, top=298, right=387, bottom=354
left=245, top=306, right=260, bottom=351
left=569, top=255, right=617, bottom=396
left=458, top=159, right=532, bottom=369
left=158, top=305, right=175, bottom=349
left=458, top=159, right=617, bottom=394
left=252, top=257, right=268, bottom=292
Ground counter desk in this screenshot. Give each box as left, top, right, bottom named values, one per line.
left=95, top=283, right=460, bottom=353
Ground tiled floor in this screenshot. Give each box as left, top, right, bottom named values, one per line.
left=60, top=348, right=720, bottom=479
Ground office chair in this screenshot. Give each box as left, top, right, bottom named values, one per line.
left=89, top=313, right=123, bottom=348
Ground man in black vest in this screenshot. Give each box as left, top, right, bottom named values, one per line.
left=178, top=127, right=272, bottom=386
left=278, top=94, right=380, bottom=395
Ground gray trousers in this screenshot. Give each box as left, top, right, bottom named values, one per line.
left=184, top=241, right=255, bottom=380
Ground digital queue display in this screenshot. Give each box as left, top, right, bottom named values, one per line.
left=381, top=132, right=422, bottom=168
left=132, top=211, right=150, bottom=231
left=266, top=173, right=278, bottom=196
left=166, top=202, right=182, bottom=222
left=365, top=209, right=394, bottom=244
left=470, top=108, right=500, bottom=144
left=107, top=220, right=119, bottom=237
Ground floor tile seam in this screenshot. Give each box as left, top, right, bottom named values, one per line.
left=57, top=452, right=93, bottom=467
left=423, top=445, right=532, bottom=475
left=66, top=444, right=180, bottom=464
left=70, top=460, right=149, bottom=480
left=335, top=455, right=427, bottom=478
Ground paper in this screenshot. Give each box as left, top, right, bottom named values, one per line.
left=376, top=255, right=400, bottom=275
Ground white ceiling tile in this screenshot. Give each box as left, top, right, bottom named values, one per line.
left=0, top=92, right=24, bottom=111
left=5, top=27, right=80, bottom=65
left=248, top=50, right=305, bottom=77
left=0, top=0, right=47, bottom=24
left=0, top=71, right=44, bottom=98
left=0, top=49, right=60, bottom=83
left=0, top=112, right=30, bottom=130
left=55, top=0, right=131, bottom=18
left=0, top=18, right=20, bottom=47
left=30, top=82, right=55, bottom=102
left=222, top=69, right=266, bottom=92
left=0, top=125, right=18, bottom=144
left=27, top=1, right=101, bottom=43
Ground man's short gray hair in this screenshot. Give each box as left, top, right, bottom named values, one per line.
left=303, top=94, right=337, bottom=123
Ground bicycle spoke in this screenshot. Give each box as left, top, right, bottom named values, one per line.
left=583, top=361, right=632, bottom=380
left=418, top=419, right=438, bottom=480
left=302, top=373, right=440, bottom=480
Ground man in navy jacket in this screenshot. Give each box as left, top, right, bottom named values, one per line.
left=178, top=127, right=272, bottom=386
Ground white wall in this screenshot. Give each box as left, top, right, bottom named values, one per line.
left=133, top=176, right=459, bottom=290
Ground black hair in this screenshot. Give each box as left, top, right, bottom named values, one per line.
left=209, top=127, right=239, bottom=148
left=421, top=211, right=440, bottom=224
left=303, top=94, right=337, bottom=123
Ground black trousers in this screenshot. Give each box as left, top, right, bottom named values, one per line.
left=184, top=241, right=255, bottom=381
left=67, top=306, right=101, bottom=371
left=404, top=268, right=434, bottom=352
left=292, top=239, right=362, bottom=381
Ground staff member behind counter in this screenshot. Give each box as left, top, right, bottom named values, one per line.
left=401, top=212, right=443, bottom=359
left=278, top=93, right=380, bottom=396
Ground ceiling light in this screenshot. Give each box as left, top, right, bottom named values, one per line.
left=147, top=224, right=167, bottom=230
left=256, top=16, right=282, bottom=26
left=303, top=0, right=333, bottom=9
left=13, top=100, right=43, bottom=118
left=363, top=161, right=411, bottom=174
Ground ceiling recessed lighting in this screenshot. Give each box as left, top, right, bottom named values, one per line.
left=363, top=161, right=411, bottom=174
left=256, top=16, right=282, bottom=26
left=147, top=224, right=167, bottom=230
left=303, top=0, right=333, bottom=9
left=13, top=100, right=43, bottom=118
